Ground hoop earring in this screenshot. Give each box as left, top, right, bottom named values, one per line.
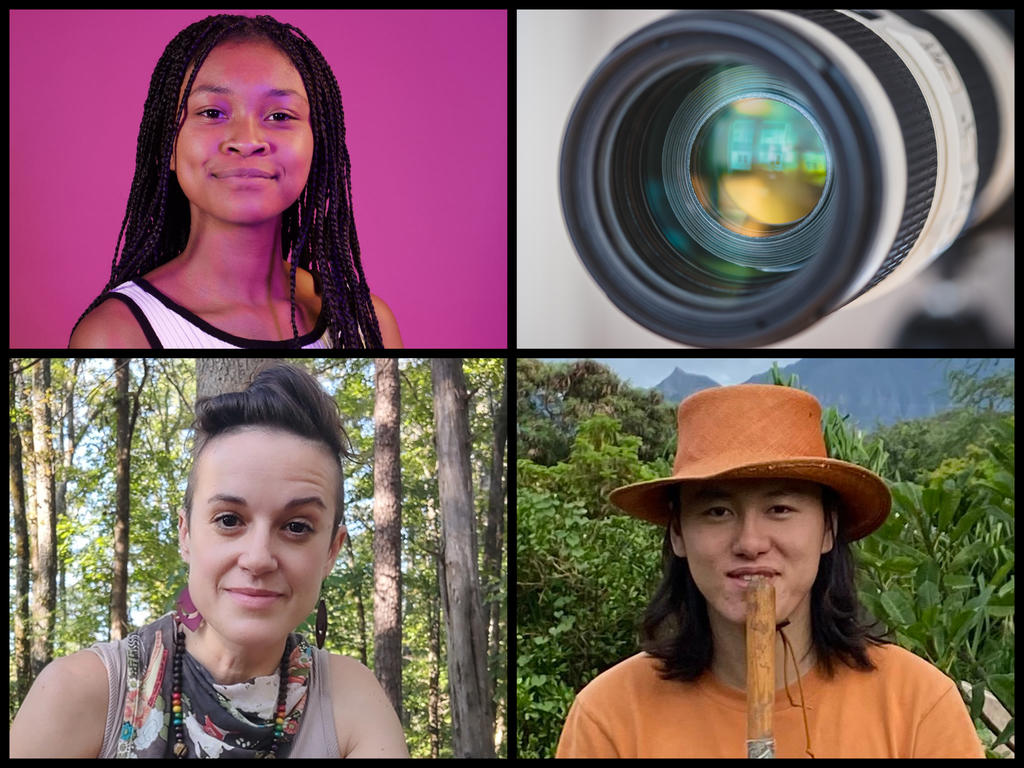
left=316, top=598, right=327, bottom=649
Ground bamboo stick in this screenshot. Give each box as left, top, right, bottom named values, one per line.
left=746, top=576, right=775, bottom=758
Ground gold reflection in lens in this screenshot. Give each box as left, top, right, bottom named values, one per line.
left=691, top=98, right=827, bottom=237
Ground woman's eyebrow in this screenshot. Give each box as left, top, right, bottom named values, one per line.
left=190, top=83, right=306, bottom=102
left=689, top=486, right=811, bottom=503
left=207, top=493, right=326, bottom=512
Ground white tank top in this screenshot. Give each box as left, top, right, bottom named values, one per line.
left=106, top=279, right=331, bottom=349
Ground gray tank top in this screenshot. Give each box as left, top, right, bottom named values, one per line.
left=86, top=624, right=340, bottom=758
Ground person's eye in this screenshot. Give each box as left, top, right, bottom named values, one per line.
left=704, top=507, right=731, bottom=518
left=213, top=513, right=241, bottom=529
left=268, top=112, right=295, bottom=122
left=285, top=521, right=314, bottom=536
left=197, top=108, right=225, bottom=119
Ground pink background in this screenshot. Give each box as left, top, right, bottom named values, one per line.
left=10, top=10, right=507, bottom=349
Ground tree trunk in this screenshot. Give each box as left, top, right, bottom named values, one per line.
left=30, top=359, right=57, bottom=677
left=196, top=359, right=269, bottom=400
left=110, top=360, right=132, bottom=640
left=373, top=358, right=403, bottom=722
left=431, top=358, right=494, bottom=758
left=10, top=360, right=32, bottom=697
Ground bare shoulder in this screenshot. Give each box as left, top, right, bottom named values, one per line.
left=370, top=293, right=404, bottom=348
left=69, top=297, right=150, bottom=348
left=328, top=653, right=409, bottom=758
left=10, top=649, right=109, bottom=757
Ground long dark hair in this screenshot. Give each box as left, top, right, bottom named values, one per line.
left=183, top=362, right=352, bottom=538
left=71, top=14, right=382, bottom=348
left=640, top=486, right=891, bottom=681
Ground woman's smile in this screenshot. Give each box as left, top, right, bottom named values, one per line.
left=225, top=588, right=285, bottom=609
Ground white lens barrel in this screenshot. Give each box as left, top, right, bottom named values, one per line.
left=838, top=9, right=979, bottom=306
left=931, top=10, right=1015, bottom=225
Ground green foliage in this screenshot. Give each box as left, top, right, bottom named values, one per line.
left=516, top=413, right=665, bottom=758
left=856, top=417, right=1014, bottom=756
left=517, top=359, right=677, bottom=467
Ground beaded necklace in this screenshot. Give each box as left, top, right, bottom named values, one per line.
left=171, top=620, right=292, bottom=758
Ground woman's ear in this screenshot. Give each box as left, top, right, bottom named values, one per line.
left=178, top=508, right=191, bottom=562
left=668, top=493, right=687, bottom=558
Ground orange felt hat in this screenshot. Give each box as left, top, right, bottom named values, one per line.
left=609, top=384, right=891, bottom=540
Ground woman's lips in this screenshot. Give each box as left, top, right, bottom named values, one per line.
left=726, top=574, right=778, bottom=590
left=216, top=175, right=277, bottom=188
left=212, top=168, right=277, bottom=179
left=226, top=589, right=283, bottom=608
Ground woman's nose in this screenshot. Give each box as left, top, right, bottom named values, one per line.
left=236, top=532, right=279, bottom=573
left=733, top=512, right=772, bottom=556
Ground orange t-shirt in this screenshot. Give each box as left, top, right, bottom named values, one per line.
left=556, top=643, right=984, bottom=758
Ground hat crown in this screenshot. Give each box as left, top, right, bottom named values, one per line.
left=674, top=384, right=826, bottom=476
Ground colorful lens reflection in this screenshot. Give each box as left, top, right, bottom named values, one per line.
left=690, top=98, right=827, bottom=237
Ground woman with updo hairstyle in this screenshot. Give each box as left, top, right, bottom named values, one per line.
left=11, top=363, right=408, bottom=758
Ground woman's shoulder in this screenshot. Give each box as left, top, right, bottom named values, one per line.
left=579, top=652, right=672, bottom=700
left=326, top=652, right=409, bottom=757
left=369, top=293, right=404, bottom=348
left=10, top=649, right=109, bottom=757
left=69, top=295, right=150, bottom=348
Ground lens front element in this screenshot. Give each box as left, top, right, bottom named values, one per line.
left=691, top=97, right=828, bottom=237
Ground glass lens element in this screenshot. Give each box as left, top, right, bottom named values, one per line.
left=690, top=97, right=827, bottom=237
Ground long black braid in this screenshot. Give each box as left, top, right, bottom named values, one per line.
left=70, top=14, right=383, bottom=348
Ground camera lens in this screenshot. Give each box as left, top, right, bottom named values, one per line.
left=560, top=10, right=1014, bottom=346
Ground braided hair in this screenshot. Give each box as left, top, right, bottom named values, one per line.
left=71, top=13, right=383, bottom=348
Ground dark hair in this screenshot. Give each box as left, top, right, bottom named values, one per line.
left=640, top=486, right=890, bottom=681
left=183, top=363, right=351, bottom=536
left=71, top=13, right=382, bottom=348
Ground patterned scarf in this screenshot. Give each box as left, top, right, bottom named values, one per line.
left=115, top=613, right=312, bottom=758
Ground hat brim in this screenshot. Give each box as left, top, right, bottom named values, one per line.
left=609, top=458, right=891, bottom=541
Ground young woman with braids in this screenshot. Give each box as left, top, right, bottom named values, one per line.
left=68, top=14, right=402, bottom=349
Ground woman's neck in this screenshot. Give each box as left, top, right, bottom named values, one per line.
left=172, top=215, right=291, bottom=308
left=182, top=620, right=288, bottom=685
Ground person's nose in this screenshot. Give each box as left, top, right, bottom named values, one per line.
left=732, top=509, right=772, bottom=559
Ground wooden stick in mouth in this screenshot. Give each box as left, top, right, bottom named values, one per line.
left=746, top=575, right=775, bottom=758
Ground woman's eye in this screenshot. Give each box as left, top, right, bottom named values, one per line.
left=213, top=515, right=312, bottom=536
left=196, top=109, right=294, bottom=121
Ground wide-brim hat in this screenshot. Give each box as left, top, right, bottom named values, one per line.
left=609, top=384, right=891, bottom=541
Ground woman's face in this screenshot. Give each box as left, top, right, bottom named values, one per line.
left=179, top=427, right=345, bottom=646
left=170, top=40, right=314, bottom=225
left=670, top=478, right=832, bottom=627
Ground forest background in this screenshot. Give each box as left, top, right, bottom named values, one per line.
left=10, top=357, right=507, bottom=758
left=517, top=358, right=1014, bottom=758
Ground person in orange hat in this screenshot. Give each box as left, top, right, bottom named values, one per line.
left=555, top=384, right=984, bottom=759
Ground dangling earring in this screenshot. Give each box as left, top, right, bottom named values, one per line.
left=316, top=597, right=327, bottom=649
left=176, top=585, right=203, bottom=631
